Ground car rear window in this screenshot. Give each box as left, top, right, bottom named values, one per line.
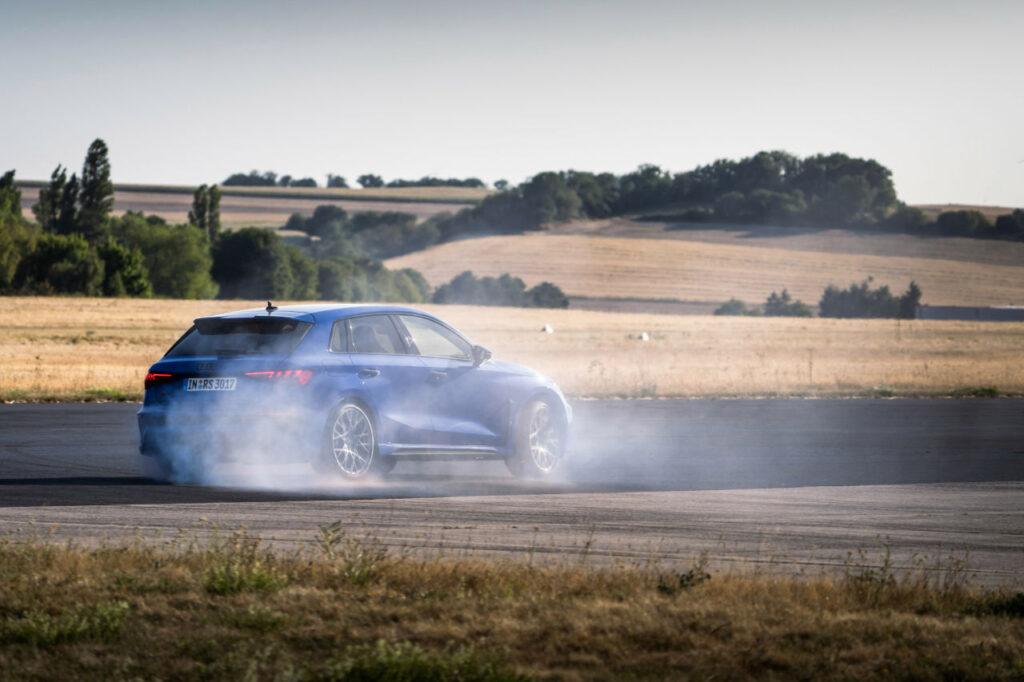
left=165, top=318, right=313, bottom=357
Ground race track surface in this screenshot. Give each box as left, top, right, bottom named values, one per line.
left=1, top=400, right=1022, bottom=584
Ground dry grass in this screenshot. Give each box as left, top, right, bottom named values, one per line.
left=386, top=233, right=1024, bottom=307
left=1, top=526, right=1021, bottom=680
left=550, top=217, right=1024, bottom=268
left=1, top=297, right=1023, bottom=400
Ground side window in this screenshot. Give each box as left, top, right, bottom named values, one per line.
left=329, top=320, right=348, bottom=353
left=347, top=315, right=405, bottom=355
left=398, top=315, right=472, bottom=361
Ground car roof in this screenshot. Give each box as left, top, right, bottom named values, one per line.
left=195, top=303, right=434, bottom=325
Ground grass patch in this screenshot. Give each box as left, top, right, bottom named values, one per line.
left=951, top=385, right=1000, bottom=397
left=321, top=640, right=525, bottom=681
left=0, top=601, right=129, bottom=645
left=1, top=527, right=1023, bottom=680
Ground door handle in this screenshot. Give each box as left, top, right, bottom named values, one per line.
left=428, top=370, right=447, bottom=384
left=358, top=368, right=380, bottom=378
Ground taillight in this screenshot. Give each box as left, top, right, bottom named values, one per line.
left=144, top=373, right=175, bottom=389
left=244, top=369, right=313, bottom=386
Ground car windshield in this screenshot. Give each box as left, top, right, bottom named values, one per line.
left=165, top=318, right=313, bottom=357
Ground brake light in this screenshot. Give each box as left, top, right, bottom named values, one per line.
left=144, top=373, right=175, bottom=389
left=244, top=369, right=313, bottom=385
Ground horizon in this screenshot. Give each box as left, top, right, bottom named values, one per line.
left=4, top=0, right=1023, bottom=207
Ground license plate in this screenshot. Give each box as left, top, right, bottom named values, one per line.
left=185, top=377, right=237, bottom=392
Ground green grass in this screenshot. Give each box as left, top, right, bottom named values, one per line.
left=1, top=526, right=1022, bottom=680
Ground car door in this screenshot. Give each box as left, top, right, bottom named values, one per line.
left=394, top=314, right=509, bottom=449
left=342, top=314, right=438, bottom=449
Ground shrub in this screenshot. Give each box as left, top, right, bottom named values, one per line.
left=763, top=289, right=814, bottom=317
left=819, top=278, right=922, bottom=319
left=714, top=298, right=759, bottom=316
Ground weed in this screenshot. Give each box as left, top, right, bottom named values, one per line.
left=951, top=385, right=999, bottom=397
left=317, top=521, right=388, bottom=586
left=219, top=604, right=285, bottom=632
left=84, top=387, right=130, bottom=401
left=0, top=601, right=129, bottom=645
left=844, top=541, right=896, bottom=603
left=657, top=554, right=712, bottom=595
left=967, top=592, right=1024, bottom=618
left=318, top=640, right=527, bottom=682
left=870, top=383, right=896, bottom=397
left=202, top=527, right=289, bottom=595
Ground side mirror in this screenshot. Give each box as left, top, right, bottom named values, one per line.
left=472, top=345, right=492, bottom=367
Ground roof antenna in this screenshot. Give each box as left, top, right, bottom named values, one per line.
left=266, top=300, right=277, bottom=315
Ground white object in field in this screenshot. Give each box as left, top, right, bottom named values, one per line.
left=541, top=324, right=554, bottom=334
left=639, top=331, right=650, bottom=341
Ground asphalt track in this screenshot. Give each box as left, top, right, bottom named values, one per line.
left=1, top=400, right=1022, bottom=584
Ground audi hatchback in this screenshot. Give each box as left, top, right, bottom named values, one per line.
left=138, top=304, right=570, bottom=481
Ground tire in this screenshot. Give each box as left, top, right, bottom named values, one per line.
left=142, top=449, right=197, bottom=484
left=316, top=401, right=382, bottom=479
left=506, top=399, right=564, bottom=479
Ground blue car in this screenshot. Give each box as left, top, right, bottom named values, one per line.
left=138, top=303, right=571, bottom=481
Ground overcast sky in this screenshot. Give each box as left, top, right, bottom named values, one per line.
left=4, top=0, right=1022, bottom=205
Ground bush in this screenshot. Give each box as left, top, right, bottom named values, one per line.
left=16, top=233, right=105, bottom=295
left=936, top=210, right=992, bottom=237
left=763, top=289, right=814, bottom=317
left=714, top=298, right=759, bottom=316
left=212, top=228, right=297, bottom=299
left=819, top=278, right=922, bottom=319
left=97, top=240, right=152, bottom=297
left=110, top=213, right=217, bottom=299
left=432, top=271, right=568, bottom=308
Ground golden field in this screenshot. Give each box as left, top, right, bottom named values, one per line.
left=1, top=297, right=1022, bottom=400
left=386, top=233, right=1024, bottom=307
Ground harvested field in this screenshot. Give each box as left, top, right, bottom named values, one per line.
left=550, top=217, right=1024, bottom=267
left=1, top=297, right=1022, bottom=401
left=16, top=183, right=482, bottom=228
left=386, top=233, right=1024, bottom=307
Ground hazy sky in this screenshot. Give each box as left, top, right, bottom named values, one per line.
left=4, top=0, right=1022, bottom=205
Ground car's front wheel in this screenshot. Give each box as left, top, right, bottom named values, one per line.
left=506, top=399, right=564, bottom=479
left=316, top=401, right=385, bottom=479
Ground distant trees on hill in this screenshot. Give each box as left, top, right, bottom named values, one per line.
left=222, top=170, right=318, bottom=188
left=435, top=151, right=903, bottom=242
left=385, top=176, right=485, bottom=188
left=432, top=271, right=569, bottom=308
left=357, top=174, right=384, bottom=188
left=413, top=151, right=1020, bottom=245
left=281, top=206, right=443, bottom=261
left=0, top=146, right=433, bottom=303
left=819, top=279, right=921, bottom=319
left=716, top=279, right=922, bottom=319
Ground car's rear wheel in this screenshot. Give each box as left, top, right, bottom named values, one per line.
left=143, top=449, right=197, bottom=484
left=317, top=401, right=383, bottom=479
left=506, top=399, right=564, bottom=479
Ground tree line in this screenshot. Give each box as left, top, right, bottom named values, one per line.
left=0, top=142, right=569, bottom=308
left=222, top=170, right=487, bottom=190
left=0, top=142, right=430, bottom=302
left=403, top=152, right=1023, bottom=245
left=715, top=279, right=922, bottom=319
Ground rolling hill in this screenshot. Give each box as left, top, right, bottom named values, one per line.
left=385, top=225, right=1024, bottom=308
